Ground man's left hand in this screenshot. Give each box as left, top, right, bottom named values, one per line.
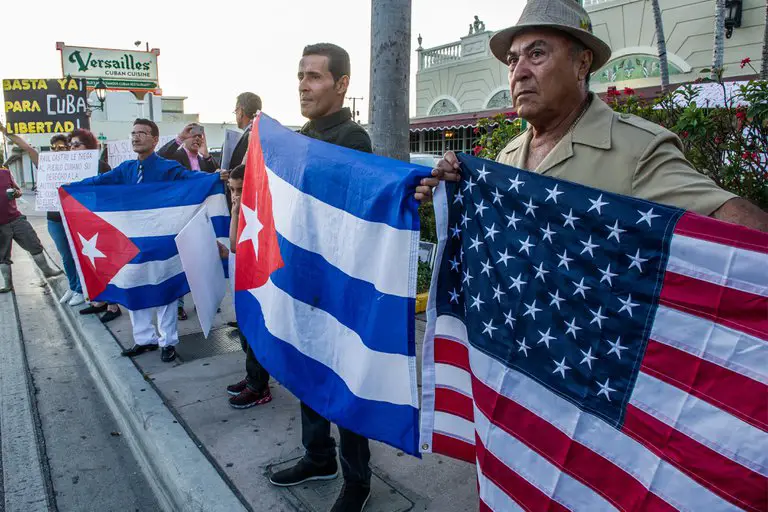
left=218, top=169, right=230, bottom=182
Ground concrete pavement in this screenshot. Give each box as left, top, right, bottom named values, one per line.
left=22, top=198, right=478, bottom=512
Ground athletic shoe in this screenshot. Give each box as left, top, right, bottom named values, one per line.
left=269, top=458, right=338, bottom=487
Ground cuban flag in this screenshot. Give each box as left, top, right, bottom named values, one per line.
left=235, top=113, right=428, bottom=456
left=59, top=174, right=229, bottom=310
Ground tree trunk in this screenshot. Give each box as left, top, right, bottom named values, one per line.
left=712, top=0, right=726, bottom=80
left=761, top=0, right=768, bottom=79
left=369, top=0, right=412, bottom=161
left=651, top=0, right=670, bottom=92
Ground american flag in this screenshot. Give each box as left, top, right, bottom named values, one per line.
left=419, top=153, right=767, bottom=511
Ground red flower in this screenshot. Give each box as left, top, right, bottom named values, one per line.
left=742, top=151, right=751, bottom=160
left=751, top=152, right=759, bottom=160
left=735, top=110, right=747, bottom=120
left=679, top=131, right=689, bottom=139
left=473, top=145, right=484, bottom=156
left=505, top=111, right=516, bottom=118
left=740, top=57, right=751, bottom=69
left=473, top=127, right=480, bottom=135
left=714, top=136, right=723, bottom=144
left=623, top=87, right=636, bottom=96
left=606, top=88, right=621, bottom=98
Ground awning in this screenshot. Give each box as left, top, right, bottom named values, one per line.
left=410, top=107, right=516, bottom=131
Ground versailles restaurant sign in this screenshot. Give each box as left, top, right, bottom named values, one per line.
left=57, top=43, right=160, bottom=92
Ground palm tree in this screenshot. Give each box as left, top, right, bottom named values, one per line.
left=712, top=0, right=726, bottom=80
left=761, top=0, right=768, bottom=79
left=651, top=0, right=670, bottom=92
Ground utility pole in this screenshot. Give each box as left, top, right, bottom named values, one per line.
left=348, top=96, right=363, bottom=123
left=369, top=0, right=411, bottom=161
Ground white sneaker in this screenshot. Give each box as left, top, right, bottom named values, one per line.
left=59, top=289, right=74, bottom=304
left=68, top=292, right=85, bottom=306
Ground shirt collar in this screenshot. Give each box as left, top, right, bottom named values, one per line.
left=138, top=152, right=159, bottom=165
left=307, top=107, right=352, bottom=133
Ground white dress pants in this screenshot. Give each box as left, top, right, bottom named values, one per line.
left=128, top=302, right=179, bottom=347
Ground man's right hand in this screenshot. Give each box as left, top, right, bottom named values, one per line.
left=178, top=123, right=198, bottom=141
left=414, top=151, right=462, bottom=202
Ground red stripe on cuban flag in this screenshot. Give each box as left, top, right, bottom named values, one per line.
left=422, top=212, right=768, bottom=511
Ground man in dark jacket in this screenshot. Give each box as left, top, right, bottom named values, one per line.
left=268, top=43, right=372, bottom=512
left=228, top=92, right=262, bottom=170
left=158, top=123, right=218, bottom=173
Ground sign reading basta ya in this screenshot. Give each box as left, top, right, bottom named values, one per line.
left=2, top=78, right=89, bottom=135
left=58, top=43, right=160, bottom=92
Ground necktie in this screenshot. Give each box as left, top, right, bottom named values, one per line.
left=137, top=163, right=144, bottom=184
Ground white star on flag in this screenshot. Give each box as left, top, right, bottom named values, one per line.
left=523, top=300, right=541, bottom=320
left=572, top=277, right=591, bottom=298
left=606, top=337, right=628, bottom=359
left=470, top=293, right=485, bottom=311
left=506, top=212, right=520, bottom=229
left=78, top=232, right=106, bottom=267
left=552, top=357, right=571, bottom=379
left=460, top=212, right=471, bottom=227
left=627, top=249, right=649, bottom=272
left=580, top=347, right=597, bottom=369
left=589, top=306, right=607, bottom=329
left=491, top=187, right=504, bottom=205
left=482, top=319, right=497, bottom=336
left=496, top=249, right=513, bottom=266
left=448, top=289, right=460, bottom=303
left=507, top=174, right=524, bottom=192
left=462, top=269, right=473, bottom=286
left=565, top=318, right=582, bottom=338
left=637, top=207, right=661, bottom=227
left=579, top=236, right=598, bottom=258
left=540, top=223, right=555, bottom=243
left=587, top=194, right=609, bottom=214
left=522, top=198, right=538, bottom=217
left=548, top=289, right=565, bottom=310
left=476, top=165, right=490, bottom=182
left=453, top=193, right=464, bottom=205
left=597, top=378, right=616, bottom=401
left=480, top=259, right=492, bottom=276
left=484, top=223, right=499, bottom=241
left=533, top=262, right=549, bottom=282
left=606, top=220, right=626, bottom=243
left=474, top=199, right=488, bottom=217
left=557, top=250, right=573, bottom=270
left=449, top=256, right=460, bottom=272
left=599, top=264, right=618, bottom=286
left=450, top=224, right=461, bottom=238
left=492, top=284, right=506, bottom=302
left=517, top=338, right=531, bottom=357
left=239, top=202, right=263, bottom=258
left=504, top=310, right=515, bottom=327
left=618, top=294, right=639, bottom=317
left=545, top=184, right=564, bottom=203
left=518, top=236, right=534, bottom=255
left=463, top=177, right=476, bottom=193
left=469, top=235, right=483, bottom=252
left=510, top=273, right=527, bottom=293
left=537, top=328, right=555, bottom=348
left=562, top=208, right=580, bottom=229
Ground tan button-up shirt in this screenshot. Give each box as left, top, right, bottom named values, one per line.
left=496, top=96, right=735, bottom=215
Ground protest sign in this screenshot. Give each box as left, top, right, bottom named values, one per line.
left=35, top=150, right=99, bottom=212
left=175, top=206, right=226, bottom=338
left=220, top=128, right=242, bottom=170
left=2, top=78, right=89, bottom=135
left=106, top=135, right=174, bottom=168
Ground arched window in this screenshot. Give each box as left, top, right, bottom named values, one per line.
left=428, top=99, right=459, bottom=116
left=486, top=90, right=511, bottom=109
left=594, top=54, right=685, bottom=83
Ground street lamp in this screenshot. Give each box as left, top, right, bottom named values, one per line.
left=89, top=79, right=108, bottom=111
left=724, top=0, right=742, bottom=39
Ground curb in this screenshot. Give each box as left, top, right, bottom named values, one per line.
left=47, top=277, right=247, bottom=512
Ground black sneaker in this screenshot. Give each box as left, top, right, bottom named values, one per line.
left=121, top=343, right=158, bottom=357
left=331, top=484, right=371, bottom=512
left=161, top=346, right=177, bottom=362
left=226, top=378, right=248, bottom=396
left=269, top=458, right=338, bottom=487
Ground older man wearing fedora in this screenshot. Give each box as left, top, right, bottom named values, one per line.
left=416, top=0, right=768, bottom=231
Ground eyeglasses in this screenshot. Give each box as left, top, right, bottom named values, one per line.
left=130, top=131, right=152, bottom=138
left=51, top=145, right=69, bottom=151
left=70, top=141, right=84, bottom=148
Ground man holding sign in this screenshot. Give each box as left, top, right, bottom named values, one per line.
left=0, top=166, right=62, bottom=293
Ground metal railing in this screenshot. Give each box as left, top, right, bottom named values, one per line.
left=419, top=41, right=462, bottom=70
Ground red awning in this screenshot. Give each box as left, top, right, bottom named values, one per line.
left=410, top=107, right=516, bottom=131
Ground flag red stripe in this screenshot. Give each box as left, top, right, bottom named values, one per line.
left=623, top=404, right=768, bottom=512
left=431, top=432, right=476, bottom=463
left=435, top=387, right=474, bottom=422
left=674, top=212, right=768, bottom=255
left=643, top=339, right=768, bottom=432
left=478, top=499, right=493, bottom=512
left=660, top=271, right=768, bottom=342
left=475, top=435, right=570, bottom=512
left=434, top=336, right=471, bottom=372
left=472, top=377, right=676, bottom=512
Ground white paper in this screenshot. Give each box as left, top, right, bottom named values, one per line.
left=35, top=149, right=99, bottom=212
left=220, top=128, right=243, bottom=170
left=175, top=206, right=226, bottom=338
left=107, top=135, right=174, bottom=168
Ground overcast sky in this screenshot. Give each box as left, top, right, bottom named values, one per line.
left=0, top=1, right=523, bottom=126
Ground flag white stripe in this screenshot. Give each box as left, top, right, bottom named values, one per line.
left=96, top=194, right=229, bottom=238
left=668, top=234, right=768, bottom=298
left=110, top=255, right=182, bottom=288
left=436, top=315, right=471, bottom=345
left=630, top=372, right=768, bottom=475
left=435, top=363, right=472, bottom=397
left=651, top=305, right=768, bottom=385
left=250, top=279, right=418, bottom=408
left=267, top=167, right=417, bottom=298
left=466, top=335, right=740, bottom=511
left=475, top=407, right=618, bottom=512
left=434, top=411, right=475, bottom=444
left=476, top=468, right=525, bottom=512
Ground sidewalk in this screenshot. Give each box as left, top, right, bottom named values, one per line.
left=22, top=200, right=478, bottom=512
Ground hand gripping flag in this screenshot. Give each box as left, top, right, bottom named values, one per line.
left=420, top=153, right=767, bottom=511
left=235, top=113, right=428, bottom=456
left=59, top=174, right=229, bottom=310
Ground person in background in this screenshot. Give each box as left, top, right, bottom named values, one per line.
left=228, top=92, right=262, bottom=171
left=223, top=164, right=272, bottom=409
left=267, top=43, right=372, bottom=512
left=158, top=122, right=220, bottom=320
left=76, top=118, right=214, bottom=363
left=0, top=164, right=62, bottom=292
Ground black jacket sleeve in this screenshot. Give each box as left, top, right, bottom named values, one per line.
left=337, top=125, right=373, bottom=154
left=157, top=138, right=180, bottom=159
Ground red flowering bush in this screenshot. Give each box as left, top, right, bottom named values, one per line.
left=472, top=113, right=524, bottom=160
left=741, top=57, right=752, bottom=69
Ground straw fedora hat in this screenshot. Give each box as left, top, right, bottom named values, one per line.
left=489, top=0, right=612, bottom=72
